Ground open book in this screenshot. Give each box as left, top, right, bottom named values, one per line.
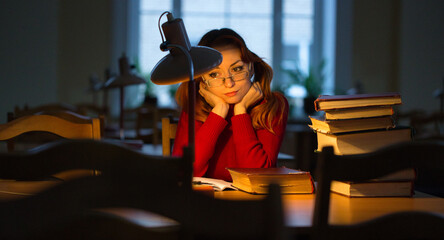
left=192, top=177, right=237, bottom=191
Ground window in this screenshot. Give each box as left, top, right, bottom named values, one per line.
left=282, top=0, right=313, bottom=76
left=182, top=0, right=273, bottom=63
left=282, top=0, right=315, bottom=97
left=135, top=0, right=331, bottom=109
left=139, top=0, right=173, bottom=106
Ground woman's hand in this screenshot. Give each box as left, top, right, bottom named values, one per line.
left=234, top=82, right=263, bottom=115
left=199, top=82, right=229, bottom=118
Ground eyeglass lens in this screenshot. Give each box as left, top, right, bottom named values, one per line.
left=204, top=64, right=249, bottom=87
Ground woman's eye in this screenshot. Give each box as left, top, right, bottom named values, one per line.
left=232, top=66, right=244, bottom=72
left=209, top=72, right=219, bottom=78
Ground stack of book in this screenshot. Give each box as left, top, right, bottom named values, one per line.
left=309, top=92, right=415, bottom=197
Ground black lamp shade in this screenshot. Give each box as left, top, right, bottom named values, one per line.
left=151, top=46, right=222, bottom=85
left=150, top=13, right=222, bottom=85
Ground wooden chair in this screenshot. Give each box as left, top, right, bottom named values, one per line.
left=136, top=105, right=179, bottom=145
left=33, top=110, right=105, bottom=138
left=312, top=141, right=444, bottom=240
left=0, top=177, right=286, bottom=240
left=188, top=183, right=287, bottom=240
left=155, top=107, right=179, bottom=144
left=0, top=139, right=192, bottom=239
left=0, top=139, right=190, bottom=181
left=162, top=116, right=178, bottom=156
left=395, top=110, right=443, bottom=140
left=1, top=112, right=101, bottom=152
left=76, top=103, right=107, bottom=117
left=14, top=103, right=80, bottom=118
left=0, top=140, right=286, bottom=240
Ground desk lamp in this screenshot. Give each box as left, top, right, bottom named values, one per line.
left=104, top=54, right=146, bottom=139
left=87, top=73, right=102, bottom=105
left=151, top=12, right=222, bottom=162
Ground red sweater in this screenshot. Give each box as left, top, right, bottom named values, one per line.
left=172, top=99, right=288, bottom=181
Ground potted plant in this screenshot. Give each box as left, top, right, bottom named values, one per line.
left=281, top=60, right=325, bottom=115
left=133, top=58, right=157, bottom=106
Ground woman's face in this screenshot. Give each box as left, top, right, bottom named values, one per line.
left=201, top=46, right=252, bottom=104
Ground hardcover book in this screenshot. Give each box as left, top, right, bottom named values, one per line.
left=316, top=127, right=412, bottom=155
left=309, top=115, right=395, bottom=134
left=323, top=106, right=394, bottom=120
left=314, top=92, right=402, bottom=111
left=226, top=167, right=314, bottom=194
left=331, top=168, right=416, bottom=197
left=330, top=181, right=414, bottom=197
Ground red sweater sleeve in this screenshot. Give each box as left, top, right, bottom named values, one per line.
left=172, top=111, right=227, bottom=176
left=231, top=98, right=289, bottom=168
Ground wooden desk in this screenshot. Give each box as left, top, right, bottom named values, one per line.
left=1, top=181, right=444, bottom=232
left=215, top=190, right=444, bottom=230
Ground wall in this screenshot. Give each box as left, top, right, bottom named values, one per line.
left=0, top=0, right=112, bottom=123
left=348, top=0, right=444, bottom=113
left=57, top=0, right=112, bottom=106
left=398, top=0, right=444, bottom=113
left=0, top=0, right=59, bottom=123
left=352, top=0, right=400, bottom=94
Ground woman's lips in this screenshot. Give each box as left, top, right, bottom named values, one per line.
left=224, top=91, right=238, bottom=97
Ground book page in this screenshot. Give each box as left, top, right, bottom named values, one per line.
left=192, top=177, right=237, bottom=191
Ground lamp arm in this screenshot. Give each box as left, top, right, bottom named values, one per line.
left=165, top=44, right=196, bottom=159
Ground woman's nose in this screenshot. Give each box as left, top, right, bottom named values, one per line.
left=224, top=77, right=235, bottom=88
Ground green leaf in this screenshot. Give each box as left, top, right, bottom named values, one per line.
left=281, top=59, right=326, bottom=98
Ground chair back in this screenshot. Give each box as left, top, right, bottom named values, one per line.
left=162, top=116, right=178, bottom=156
left=0, top=139, right=193, bottom=239
left=76, top=103, right=107, bottom=117
left=0, top=178, right=285, bottom=240
left=395, top=110, right=443, bottom=140
left=0, top=139, right=190, bottom=181
left=1, top=113, right=101, bottom=152
left=189, top=184, right=287, bottom=240
left=14, top=103, right=80, bottom=118
left=136, top=106, right=178, bottom=145
left=312, top=141, right=444, bottom=240
left=0, top=139, right=286, bottom=240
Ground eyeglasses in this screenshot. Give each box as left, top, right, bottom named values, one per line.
left=202, top=64, right=251, bottom=88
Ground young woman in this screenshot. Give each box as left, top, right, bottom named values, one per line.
left=173, top=28, right=288, bottom=181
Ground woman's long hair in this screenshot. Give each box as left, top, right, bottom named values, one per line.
left=175, top=28, right=286, bottom=133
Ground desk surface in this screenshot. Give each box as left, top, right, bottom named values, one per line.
left=215, top=190, right=444, bottom=227
left=1, top=181, right=444, bottom=229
